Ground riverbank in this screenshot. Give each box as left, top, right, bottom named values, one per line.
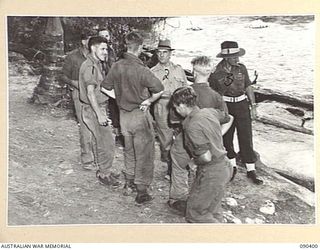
left=8, top=54, right=315, bottom=225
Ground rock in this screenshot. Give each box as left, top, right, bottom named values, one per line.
left=232, top=194, right=246, bottom=200
left=225, top=197, right=238, bottom=207
left=245, top=217, right=265, bottom=224
left=64, top=169, right=74, bottom=175
left=144, top=208, right=151, bottom=213
left=245, top=218, right=255, bottom=224
left=223, top=211, right=242, bottom=224
left=58, top=161, right=71, bottom=170
left=254, top=218, right=265, bottom=224
left=43, top=211, right=50, bottom=217
left=259, top=200, right=276, bottom=215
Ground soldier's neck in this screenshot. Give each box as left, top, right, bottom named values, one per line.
left=160, top=62, right=171, bottom=68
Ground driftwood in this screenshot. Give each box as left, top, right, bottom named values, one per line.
left=255, top=87, right=313, bottom=110
left=274, top=170, right=314, bottom=192
left=255, top=116, right=313, bottom=135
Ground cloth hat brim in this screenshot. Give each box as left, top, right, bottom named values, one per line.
left=216, top=48, right=245, bottom=58
left=156, top=46, right=175, bottom=51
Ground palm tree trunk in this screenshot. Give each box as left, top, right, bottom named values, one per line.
left=31, top=17, right=66, bottom=106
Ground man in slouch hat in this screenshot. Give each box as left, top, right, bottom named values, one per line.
left=151, top=39, right=188, bottom=180
left=209, top=41, right=263, bottom=185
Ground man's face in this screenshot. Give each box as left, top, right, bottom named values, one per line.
left=81, top=38, right=90, bottom=49
left=99, top=30, right=110, bottom=41
left=156, top=49, right=171, bottom=65
left=226, top=56, right=239, bottom=66
left=92, top=42, right=108, bottom=61
left=174, top=103, right=188, bottom=117
left=192, top=64, right=214, bottom=80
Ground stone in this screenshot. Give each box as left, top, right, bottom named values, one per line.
left=245, top=217, right=265, bottom=224
left=259, top=200, right=276, bottom=215
left=223, top=211, right=242, bottom=224
left=232, top=194, right=246, bottom=200
left=245, top=218, right=255, bottom=224
left=64, top=169, right=74, bottom=175
left=254, top=218, right=265, bottom=224
left=225, top=197, right=238, bottom=207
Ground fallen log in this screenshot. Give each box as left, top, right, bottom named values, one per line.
left=255, top=116, right=313, bottom=135
left=275, top=170, right=314, bottom=192
left=255, top=87, right=313, bottom=110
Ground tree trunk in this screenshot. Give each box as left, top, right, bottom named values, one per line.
left=30, top=17, right=67, bottom=106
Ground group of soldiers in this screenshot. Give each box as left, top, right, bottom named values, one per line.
left=61, top=28, right=263, bottom=223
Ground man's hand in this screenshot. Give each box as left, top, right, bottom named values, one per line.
left=97, top=113, right=110, bottom=126
left=71, top=80, right=79, bottom=90
left=250, top=105, right=258, bottom=120
left=140, top=99, right=152, bottom=112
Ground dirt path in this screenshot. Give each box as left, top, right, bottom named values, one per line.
left=7, top=56, right=315, bottom=225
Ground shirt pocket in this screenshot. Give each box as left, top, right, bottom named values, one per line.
left=234, top=72, right=244, bottom=81
left=173, top=76, right=186, bottom=86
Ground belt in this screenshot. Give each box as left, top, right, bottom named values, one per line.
left=223, top=94, right=247, bottom=103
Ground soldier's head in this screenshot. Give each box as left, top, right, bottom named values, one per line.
left=217, top=41, right=245, bottom=66
left=80, top=32, right=94, bottom=49
left=191, top=56, right=215, bottom=82
left=171, top=86, right=197, bottom=117
left=88, top=36, right=109, bottom=61
left=156, top=39, right=174, bottom=65
left=125, top=32, right=144, bottom=55
left=98, top=28, right=111, bottom=42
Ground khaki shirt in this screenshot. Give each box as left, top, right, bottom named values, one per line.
left=151, top=62, right=187, bottom=98
left=208, top=59, right=251, bottom=97
left=79, top=54, right=108, bottom=105
left=102, top=52, right=164, bottom=112
left=182, top=107, right=228, bottom=165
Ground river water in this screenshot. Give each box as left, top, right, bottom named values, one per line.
left=153, top=16, right=314, bottom=103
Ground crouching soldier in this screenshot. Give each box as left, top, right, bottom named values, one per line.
left=171, top=86, right=234, bottom=223
left=168, top=56, right=235, bottom=215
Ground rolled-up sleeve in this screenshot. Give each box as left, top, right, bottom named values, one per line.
left=214, top=109, right=230, bottom=124
left=82, top=65, right=98, bottom=87
left=241, top=64, right=252, bottom=88
left=185, top=124, right=211, bottom=158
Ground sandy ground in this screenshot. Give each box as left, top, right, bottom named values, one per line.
left=7, top=57, right=315, bottom=225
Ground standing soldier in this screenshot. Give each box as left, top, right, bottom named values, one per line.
left=61, top=32, right=95, bottom=171
left=151, top=39, right=188, bottom=180
left=102, top=32, right=164, bottom=204
left=209, top=41, right=263, bottom=185
left=79, top=36, right=120, bottom=187
left=98, top=28, right=124, bottom=147
left=168, top=56, right=234, bottom=214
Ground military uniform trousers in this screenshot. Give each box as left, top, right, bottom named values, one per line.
left=223, top=99, right=256, bottom=163
left=120, top=108, right=155, bottom=186
left=186, top=159, right=232, bottom=223
left=81, top=102, right=115, bottom=174
left=153, top=98, right=174, bottom=162
left=71, top=88, right=94, bottom=166
left=169, top=132, right=191, bottom=201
